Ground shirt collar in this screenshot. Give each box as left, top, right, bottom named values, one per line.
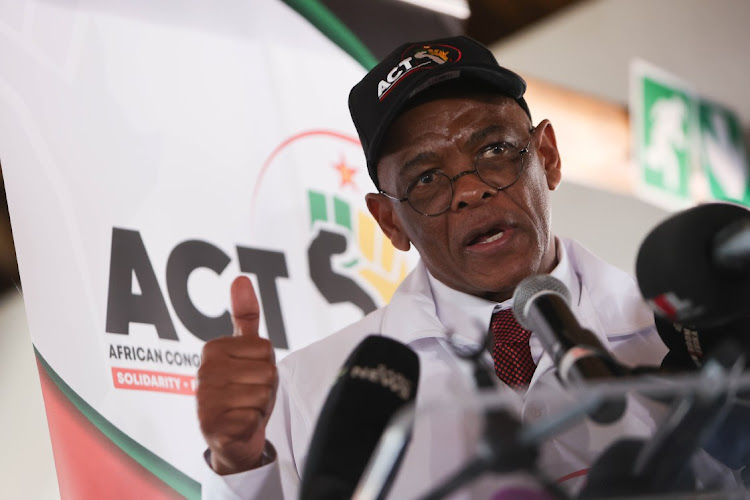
left=426, top=236, right=580, bottom=345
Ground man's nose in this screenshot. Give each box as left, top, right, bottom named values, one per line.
left=450, top=168, right=496, bottom=211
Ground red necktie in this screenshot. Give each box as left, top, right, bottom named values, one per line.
left=490, top=308, right=536, bottom=389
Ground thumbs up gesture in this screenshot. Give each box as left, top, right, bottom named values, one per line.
left=197, top=276, right=278, bottom=474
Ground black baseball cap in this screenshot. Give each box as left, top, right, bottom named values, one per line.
left=348, top=35, right=531, bottom=189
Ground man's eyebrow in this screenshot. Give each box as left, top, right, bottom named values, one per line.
left=466, top=125, right=508, bottom=149
left=397, top=124, right=512, bottom=175
left=400, top=151, right=440, bottom=175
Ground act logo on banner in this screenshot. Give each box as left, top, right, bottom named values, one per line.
left=103, top=128, right=416, bottom=395
left=248, top=129, right=415, bottom=352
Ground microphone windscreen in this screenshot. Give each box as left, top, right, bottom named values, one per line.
left=636, top=203, right=750, bottom=328
left=512, top=274, right=571, bottom=330
left=299, top=335, right=419, bottom=500
left=714, top=217, right=750, bottom=271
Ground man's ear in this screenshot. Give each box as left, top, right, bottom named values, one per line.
left=534, top=119, right=562, bottom=191
left=365, top=193, right=411, bottom=251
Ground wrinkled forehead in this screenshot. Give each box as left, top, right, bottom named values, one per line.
left=399, top=78, right=518, bottom=112
left=403, top=89, right=524, bottom=128
left=376, top=84, right=530, bottom=174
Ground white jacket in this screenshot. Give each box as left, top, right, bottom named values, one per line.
left=203, top=238, right=672, bottom=499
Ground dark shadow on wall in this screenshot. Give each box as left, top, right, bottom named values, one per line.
left=0, top=159, right=21, bottom=294
left=320, top=0, right=464, bottom=61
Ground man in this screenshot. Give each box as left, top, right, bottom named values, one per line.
left=197, top=36, right=669, bottom=498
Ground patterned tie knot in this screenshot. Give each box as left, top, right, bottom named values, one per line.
left=489, top=308, right=535, bottom=389
left=491, top=308, right=532, bottom=344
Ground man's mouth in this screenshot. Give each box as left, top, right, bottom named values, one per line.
left=468, top=228, right=506, bottom=246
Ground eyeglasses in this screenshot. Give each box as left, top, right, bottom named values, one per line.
left=379, top=128, right=534, bottom=216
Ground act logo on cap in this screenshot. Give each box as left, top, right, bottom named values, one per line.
left=377, top=43, right=462, bottom=100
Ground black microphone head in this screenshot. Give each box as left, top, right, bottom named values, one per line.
left=299, top=335, right=419, bottom=500
left=636, top=202, right=750, bottom=329
left=512, top=274, right=571, bottom=330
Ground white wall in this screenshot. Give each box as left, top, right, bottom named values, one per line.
left=491, top=0, right=750, bottom=126
left=0, top=291, right=60, bottom=499
left=550, top=182, right=669, bottom=275
left=491, top=0, right=750, bottom=273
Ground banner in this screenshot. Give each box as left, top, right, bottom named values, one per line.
left=1, top=1, right=417, bottom=497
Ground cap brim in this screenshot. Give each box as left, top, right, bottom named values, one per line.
left=367, top=64, right=529, bottom=188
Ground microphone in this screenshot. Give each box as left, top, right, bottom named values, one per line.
left=351, top=400, right=416, bottom=500
left=714, top=214, right=750, bottom=272
left=512, top=274, right=627, bottom=424
left=636, top=202, right=750, bottom=329
left=299, top=335, right=420, bottom=500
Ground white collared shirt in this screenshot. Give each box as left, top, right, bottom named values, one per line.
left=202, top=237, right=679, bottom=500
left=427, top=236, right=578, bottom=366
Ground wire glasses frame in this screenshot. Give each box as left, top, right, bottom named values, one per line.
left=378, top=127, right=535, bottom=216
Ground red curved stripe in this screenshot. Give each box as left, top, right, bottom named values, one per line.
left=557, top=468, right=589, bottom=483
left=37, top=362, right=185, bottom=500
left=249, top=129, right=361, bottom=229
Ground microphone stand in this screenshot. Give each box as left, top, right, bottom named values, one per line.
left=416, top=392, right=620, bottom=500
left=418, top=409, right=537, bottom=500
left=630, top=341, right=744, bottom=491
left=578, top=339, right=746, bottom=498
left=417, top=342, right=615, bottom=500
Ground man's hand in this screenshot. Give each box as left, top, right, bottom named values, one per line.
left=197, top=276, right=278, bottom=475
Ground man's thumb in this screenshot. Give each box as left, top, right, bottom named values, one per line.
left=230, top=276, right=261, bottom=338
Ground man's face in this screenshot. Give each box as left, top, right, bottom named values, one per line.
left=365, top=90, right=562, bottom=303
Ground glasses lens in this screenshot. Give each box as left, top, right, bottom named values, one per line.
left=399, top=139, right=529, bottom=216
left=407, top=171, right=452, bottom=216
left=476, top=143, right=524, bottom=189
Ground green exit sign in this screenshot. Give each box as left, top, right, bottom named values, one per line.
left=631, top=60, right=749, bottom=209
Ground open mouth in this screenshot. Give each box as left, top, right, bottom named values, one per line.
left=467, top=227, right=506, bottom=246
